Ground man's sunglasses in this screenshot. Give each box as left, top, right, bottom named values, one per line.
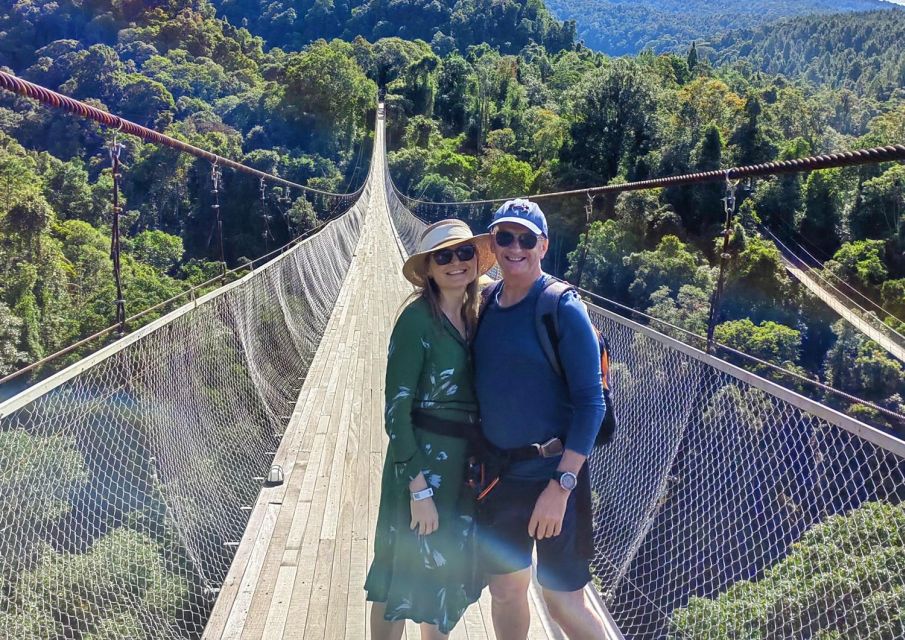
left=432, top=244, right=476, bottom=265
left=493, top=230, right=539, bottom=250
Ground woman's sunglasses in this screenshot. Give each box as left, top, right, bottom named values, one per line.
left=493, top=230, right=539, bottom=250
left=431, top=244, right=476, bottom=265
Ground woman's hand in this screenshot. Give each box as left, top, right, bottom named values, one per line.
left=409, top=472, right=439, bottom=535
left=410, top=496, right=439, bottom=535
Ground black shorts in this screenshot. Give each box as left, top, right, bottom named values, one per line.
left=476, top=478, right=592, bottom=592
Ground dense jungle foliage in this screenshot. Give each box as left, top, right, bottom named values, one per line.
left=0, top=0, right=379, bottom=385
left=543, top=0, right=892, bottom=56
left=211, top=0, right=576, bottom=55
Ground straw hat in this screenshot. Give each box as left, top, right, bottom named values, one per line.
left=402, top=219, right=496, bottom=288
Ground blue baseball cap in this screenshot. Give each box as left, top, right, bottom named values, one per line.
left=489, top=199, right=548, bottom=237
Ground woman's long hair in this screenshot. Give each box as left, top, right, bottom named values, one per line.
left=402, top=254, right=481, bottom=338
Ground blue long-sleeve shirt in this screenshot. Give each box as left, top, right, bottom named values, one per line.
left=473, top=275, right=605, bottom=480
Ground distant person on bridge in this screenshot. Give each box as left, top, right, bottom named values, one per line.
left=365, top=219, right=496, bottom=639
left=472, top=199, right=608, bottom=639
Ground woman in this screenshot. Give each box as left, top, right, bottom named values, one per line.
left=366, top=219, right=496, bottom=639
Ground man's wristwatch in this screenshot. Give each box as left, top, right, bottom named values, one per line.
left=551, top=470, right=578, bottom=491
left=411, top=487, right=434, bottom=501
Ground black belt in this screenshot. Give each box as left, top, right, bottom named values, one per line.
left=411, top=409, right=480, bottom=440
left=411, top=410, right=563, bottom=461
left=504, top=437, right=564, bottom=462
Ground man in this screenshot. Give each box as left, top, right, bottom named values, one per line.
left=473, top=199, right=607, bottom=640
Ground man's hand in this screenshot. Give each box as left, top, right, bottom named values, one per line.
left=528, top=482, right=569, bottom=539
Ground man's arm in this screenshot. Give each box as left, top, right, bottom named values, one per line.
left=528, top=291, right=603, bottom=540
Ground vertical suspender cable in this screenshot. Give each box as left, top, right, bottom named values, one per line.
left=109, top=132, right=126, bottom=332
left=706, top=173, right=738, bottom=353
left=211, top=162, right=225, bottom=279
left=573, top=191, right=595, bottom=289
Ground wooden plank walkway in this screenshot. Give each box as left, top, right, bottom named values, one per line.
left=203, top=118, right=564, bottom=639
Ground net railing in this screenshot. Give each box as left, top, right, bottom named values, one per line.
left=587, top=306, right=905, bottom=639
left=0, top=178, right=369, bottom=638
left=385, top=169, right=905, bottom=640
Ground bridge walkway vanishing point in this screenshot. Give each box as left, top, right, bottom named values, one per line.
left=202, top=113, right=616, bottom=639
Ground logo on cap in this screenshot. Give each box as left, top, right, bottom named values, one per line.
left=490, top=199, right=548, bottom=237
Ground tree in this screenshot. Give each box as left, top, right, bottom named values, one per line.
left=824, top=319, right=905, bottom=408
left=435, top=54, right=470, bottom=133
left=714, top=318, right=801, bottom=365
left=624, top=235, right=711, bottom=306
left=750, top=137, right=810, bottom=230
left=286, top=196, right=318, bottom=234
left=686, top=41, right=698, bottom=70
left=851, top=164, right=904, bottom=242
left=131, top=230, right=184, bottom=272
left=479, top=151, right=533, bottom=198
left=729, top=95, right=777, bottom=166
left=565, top=59, right=662, bottom=183
left=826, top=240, right=888, bottom=289
left=799, top=169, right=844, bottom=257
left=646, top=284, right=711, bottom=337
left=281, top=39, right=376, bottom=154
left=672, top=501, right=905, bottom=639
left=0, top=302, right=27, bottom=376
left=0, top=431, right=87, bottom=567
left=2, top=192, right=55, bottom=261
left=41, top=157, right=93, bottom=222
left=724, top=234, right=795, bottom=324
left=566, top=219, right=639, bottom=297
left=689, top=124, right=724, bottom=233
left=523, top=107, right=568, bottom=164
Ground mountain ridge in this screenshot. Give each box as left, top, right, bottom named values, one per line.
left=544, top=0, right=895, bottom=56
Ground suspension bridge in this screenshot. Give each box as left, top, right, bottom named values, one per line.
left=759, top=225, right=905, bottom=362
left=1, top=72, right=905, bottom=640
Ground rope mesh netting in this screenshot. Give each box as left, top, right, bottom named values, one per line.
left=0, top=182, right=368, bottom=638
left=385, top=172, right=905, bottom=640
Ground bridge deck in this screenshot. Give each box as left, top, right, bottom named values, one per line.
left=203, top=152, right=562, bottom=638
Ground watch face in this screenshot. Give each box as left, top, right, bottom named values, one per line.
left=560, top=472, right=578, bottom=491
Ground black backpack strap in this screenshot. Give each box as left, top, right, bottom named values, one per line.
left=535, top=278, right=574, bottom=378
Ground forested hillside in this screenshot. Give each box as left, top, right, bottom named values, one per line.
left=706, top=9, right=905, bottom=99
left=543, top=0, right=892, bottom=56
left=211, top=0, right=576, bottom=54
left=0, top=0, right=377, bottom=385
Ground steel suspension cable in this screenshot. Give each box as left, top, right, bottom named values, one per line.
left=392, top=145, right=905, bottom=206
left=0, top=70, right=362, bottom=198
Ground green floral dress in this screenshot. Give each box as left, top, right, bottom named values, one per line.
left=365, top=297, right=482, bottom=633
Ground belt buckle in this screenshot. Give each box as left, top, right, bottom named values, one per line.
left=534, top=437, right=564, bottom=458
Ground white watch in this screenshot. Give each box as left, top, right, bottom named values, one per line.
left=411, top=487, right=434, bottom=501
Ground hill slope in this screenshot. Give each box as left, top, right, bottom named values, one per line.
left=544, top=0, right=893, bottom=56
left=706, top=9, right=905, bottom=99
left=212, top=0, right=575, bottom=54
